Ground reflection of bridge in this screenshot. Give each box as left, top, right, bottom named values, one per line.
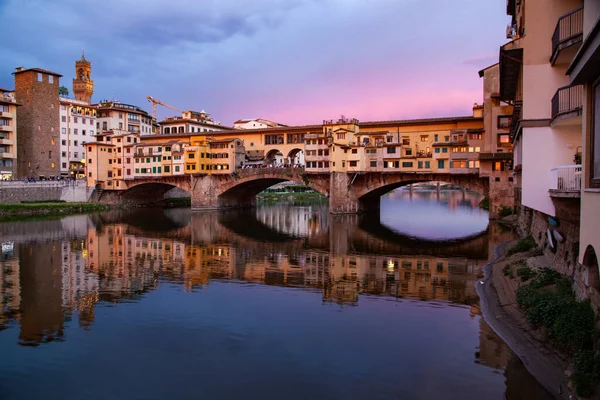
left=100, top=168, right=490, bottom=215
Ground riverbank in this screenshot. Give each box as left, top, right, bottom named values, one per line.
left=0, top=202, right=112, bottom=222
left=477, top=241, right=575, bottom=399
left=256, top=192, right=326, bottom=202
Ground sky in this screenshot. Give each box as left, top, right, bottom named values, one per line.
left=0, top=0, right=510, bottom=126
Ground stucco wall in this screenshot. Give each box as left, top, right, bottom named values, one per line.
left=0, top=181, right=91, bottom=204
left=521, top=125, right=581, bottom=216
left=579, top=190, right=600, bottom=264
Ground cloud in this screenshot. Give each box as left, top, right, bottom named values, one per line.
left=0, top=0, right=509, bottom=125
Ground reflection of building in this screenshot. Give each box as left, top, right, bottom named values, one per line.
left=18, top=243, right=65, bottom=346
left=0, top=244, right=20, bottom=326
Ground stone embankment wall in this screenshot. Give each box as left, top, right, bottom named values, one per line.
left=0, top=181, right=92, bottom=203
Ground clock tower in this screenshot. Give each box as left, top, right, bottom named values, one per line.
left=72, top=52, right=94, bottom=103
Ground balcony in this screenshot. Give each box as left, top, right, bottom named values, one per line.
left=549, top=165, right=581, bottom=198
left=0, top=111, right=13, bottom=118
left=551, top=84, right=583, bottom=125
left=551, top=6, right=583, bottom=65
left=0, top=152, right=15, bottom=159
left=0, top=124, right=13, bottom=132
left=509, top=100, right=522, bottom=141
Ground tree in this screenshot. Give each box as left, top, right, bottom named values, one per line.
left=59, top=86, right=69, bottom=97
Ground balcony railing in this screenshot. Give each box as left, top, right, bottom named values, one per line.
left=550, top=165, right=581, bottom=193
left=551, top=6, right=583, bottom=63
left=551, top=85, right=583, bottom=122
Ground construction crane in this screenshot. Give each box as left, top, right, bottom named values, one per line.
left=146, top=96, right=178, bottom=120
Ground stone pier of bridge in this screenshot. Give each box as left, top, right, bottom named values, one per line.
left=103, top=168, right=495, bottom=216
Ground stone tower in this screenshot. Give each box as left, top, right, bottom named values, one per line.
left=72, top=52, right=93, bottom=103
left=13, top=67, right=62, bottom=179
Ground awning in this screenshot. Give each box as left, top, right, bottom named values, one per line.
left=499, top=44, right=523, bottom=101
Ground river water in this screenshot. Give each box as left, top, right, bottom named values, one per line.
left=0, top=190, right=553, bottom=400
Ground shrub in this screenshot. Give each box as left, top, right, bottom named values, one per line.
left=516, top=265, right=537, bottom=282
left=529, top=268, right=562, bottom=289
left=502, top=263, right=514, bottom=278
left=499, top=204, right=514, bottom=217
left=508, top=235, right=537, bottom=256
left=479, top=196, right=490, bottom=211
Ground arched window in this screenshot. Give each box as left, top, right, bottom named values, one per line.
left=178, top=127, right=184, bottom=133
left=164, top=127, right=170, bottom=134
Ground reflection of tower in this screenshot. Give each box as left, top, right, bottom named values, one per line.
left=18, top=242, right=64, bottom=346
left=72, top=52, right=94, bottom=103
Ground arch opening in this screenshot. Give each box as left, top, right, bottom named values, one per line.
left=584, top=245, right=600, bottom=292
left=218, top=177, right=326, bottom=209
left=287, top=148, right=305, bottom=167
left=121, top=182, right=190, bottom=206
left=265, top=149, right=284, bottom=166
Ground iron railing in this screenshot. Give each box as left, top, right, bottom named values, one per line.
left=550, top=165, right=581, bottom=192
left=551, top=6, right=583, bottom=61
left=551, top=84, right=583, bottom=121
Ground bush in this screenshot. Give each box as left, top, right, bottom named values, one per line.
left=479, top=196, right=490, bottom=211
left=20, top=200, right=66, bottom=204
left=499, top=204, right=514, bottom=217
left=508, top=235, right=537, bottom=255
left=529, top=268, right=562, bottom=289
left=516, top=265, right=537, bottom=282
left=502, top=263, right=514, bottom=278
left=573, top=350, right=600, bottom=397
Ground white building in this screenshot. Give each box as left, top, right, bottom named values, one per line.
left=96, top=101, right=154, bottom=136
left=159, top=110, right=227, bottom=134
left=233, top=118, right=286, bottom=130
left=59, top=97, right=96, bottom=177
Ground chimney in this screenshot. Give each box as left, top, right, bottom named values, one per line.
left=15, top=66, right=25, bottom=72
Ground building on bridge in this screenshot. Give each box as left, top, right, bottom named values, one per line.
left=159, top=110, right=230, bottom=134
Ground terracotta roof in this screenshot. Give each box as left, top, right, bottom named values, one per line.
left=360, top=116, right=482, bottom=127
left=12, top=67, right=63, bottom=77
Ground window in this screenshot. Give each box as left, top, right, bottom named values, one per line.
left=61, top=128, right=66, bottom=135
left=492, top=161, right=505, bottom=171
left=386, top=136, right=393, bottom=143
left=49, top=75, right=53, bottom=84
left=352, top=148, right=358, bottom=154
left=386, top=147, right=396, bottom=154
left=434, top=134, right=438, bottom=142
left=265, top=134, right=284, bottom=145
left=62, top=162, right=67, bottom=168
left=370, top=161, right=377, bottom=167
left=442, top=147, right=448, bottom=153
left=349, top=161, right=358, bottom=167
left=498, top=115, right=512, bottom=129
left=402, top=162, right=413, bottom=168
left=445, top=136, right=449, bottom=142
left=82, top=130, right=86, bottom=136
left=37, top=73, right=43, bottom=82
left=61, top=151, right=66, bottom=157
left=336, top=133, right=346, bottom=140
left=402, top=138, right=410, bottom=145
left=437, top=160, right=445, bottom=169
left=61, top=116, right=66, bottom=123
left=164, top=166, right=170, bottom=173
left=468, top=160, right=480, bottom=168
left=74, top=140, right=78, bottom=146
left=74, top=129, right=78, bottom=135
left=420, top=135, right=429, bottom=142
left=88, top=159, right=92, bottom=164
left=74, top=152, right=78, bottom=158
left=592, top=81, right=600, bottom=187
left=469, top=133, right=483, bottom=140
left=188, top=153, right=195, bottom=159
left=451, top=160, right=467, bottom=168
left=499, top=134, right=510, bottom=144
left=61, top=140, right=66, bottom=146
left=435, top=148, right=440, bottom=153
left=405, top=149, right=412, bottom=156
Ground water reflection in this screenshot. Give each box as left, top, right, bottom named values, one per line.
left=0, top=198, right=551, bottom=399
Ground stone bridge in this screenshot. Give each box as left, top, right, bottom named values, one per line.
left=100, top=168, right=490, bottom=215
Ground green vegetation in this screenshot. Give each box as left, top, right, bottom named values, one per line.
left=59, top=86, right=69, bottom=96
left=502, top=263, right=514, bottom=278
left=257, top=191, right=326, bottom=201
left=0, top=202, right=111, bottom=221
left=507, top=235, right=538, bottom=256
left=498, top=204, right=514, bottom=217
left=160, top=197, right=191, bottom=208
left=515, top=269, right=599, bottom=397
left=516, top=264, right=536, bottom=282
left=479, top=196, right=490, bottom=211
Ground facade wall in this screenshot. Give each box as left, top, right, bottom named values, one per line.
left=0, top=181, right=91, bottom=203
left=0, top=90, right=18, bottom=178
left=521, top=125, right=581, bottom=216
left=14, top=70, right=61, bottom=179
left=59, top=99, right=96, bottom=177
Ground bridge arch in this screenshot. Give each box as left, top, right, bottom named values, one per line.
left=287, top=148, right=304, bottom=166
left=216, top=169, right=330, bottom=208
left=265, top=149, right=284, bottom=166
left=103, top=177, right=193, bottom=206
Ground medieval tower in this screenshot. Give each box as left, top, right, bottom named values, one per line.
left=72, top=52, right=93, bottom=103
